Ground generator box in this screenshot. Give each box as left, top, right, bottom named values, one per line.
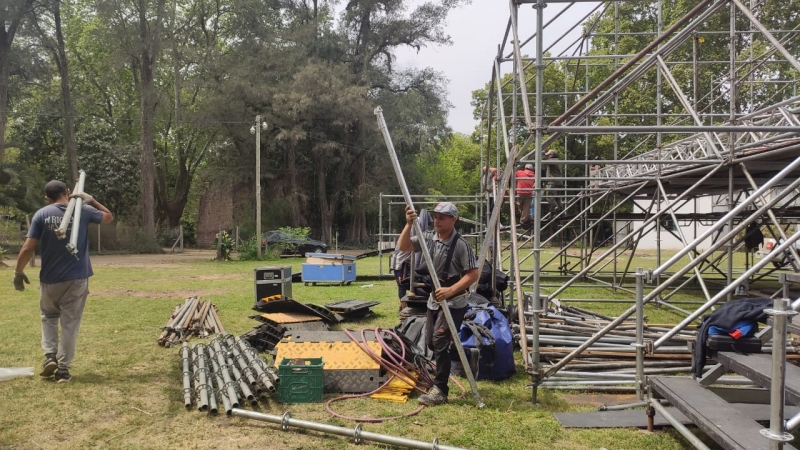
left=301, top=253, right=357, bottom=286
left=254, top=266, right=292, bottom=304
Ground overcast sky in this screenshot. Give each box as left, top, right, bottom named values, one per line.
left=393, top=2, right=599, bottom=135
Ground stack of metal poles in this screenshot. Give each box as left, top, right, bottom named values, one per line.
left=158, top=296, right=226, bottom=347
left=515, top=305, right=779, bottom=392
left=179, top=335, right=278, bottom=416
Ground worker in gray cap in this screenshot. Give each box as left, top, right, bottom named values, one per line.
left=13, top=180, right=113, bottom=383
left=398, top=201, right=478, bottom=406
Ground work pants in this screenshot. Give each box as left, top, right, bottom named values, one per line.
left=425, top=305, right=468, bottom=397
left=40, top=279, right=89, bottom=370
left=518, top=196, right=533, bottom=223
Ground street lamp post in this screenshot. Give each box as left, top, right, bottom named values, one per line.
left=251, top=116, right=268, bottom=259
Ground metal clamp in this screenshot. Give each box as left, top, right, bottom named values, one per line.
left=353, top=423, right=363, bottom=445
left=759, top=428, right=794, bottom=442
left=281, top=411, right=291, bottom=431
left=431, top=437, right=439, bottom=450
left=765, top=309, right=798, bottom=317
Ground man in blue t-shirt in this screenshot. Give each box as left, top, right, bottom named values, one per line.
left=14, top=180, right=113, bottom=383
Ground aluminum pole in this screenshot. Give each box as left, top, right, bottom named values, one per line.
left=761, top=298, right=796, bottom=448
left=233, top=409, right=467, bottom=450
left=375, top=106, right=485, bottom=409
left=255, top=115, right=262, bottom=260
left=55, top=171, right=84, bottom=240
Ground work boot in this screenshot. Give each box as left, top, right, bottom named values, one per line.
left=418, top=386, right=447, bottom=406
left=55, top=369, right=72, bottom=383
left=39, top=354, right=57, bottom=377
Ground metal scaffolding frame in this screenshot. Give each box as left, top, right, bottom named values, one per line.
left=480, top=0, right=800, bottom=439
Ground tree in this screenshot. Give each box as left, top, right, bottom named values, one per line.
left=0, top=0, right=35, bottom=162
left=29, top=0, right=79, bottom=185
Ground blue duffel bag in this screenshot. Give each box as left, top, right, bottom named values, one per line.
left=457, top=305, right=516, bottom=381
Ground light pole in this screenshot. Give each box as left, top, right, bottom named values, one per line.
left=251, top=116, right=268, bottom=259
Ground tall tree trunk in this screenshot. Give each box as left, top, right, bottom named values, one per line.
left=316, top=154, right=332, bottom=243
left=0, top=42, right=10, bottom=163
left=137, top=0, right=166, bottom=237
left=288, top=146, right=303, bottom=226
left=347, top=151, right=367, bottom=244
left=0, top=0, right=34, bottom=162
left=53, top=0, right=78, bottom=185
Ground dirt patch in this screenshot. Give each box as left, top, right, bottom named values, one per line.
left=93, top=287, right=228, bottom=299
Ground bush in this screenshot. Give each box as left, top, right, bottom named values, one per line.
left=213, top=230, right=234, bottom=261
left=131, top=230, right=163, bottom=254
left=237, top=236, right=280, bottom=261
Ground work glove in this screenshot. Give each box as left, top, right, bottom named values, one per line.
left=13, top=272, right=30, bottom=291
left=69, top=192, right=94, bottom=204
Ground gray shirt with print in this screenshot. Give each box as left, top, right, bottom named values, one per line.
left=410, top=230, right=478, bottom=310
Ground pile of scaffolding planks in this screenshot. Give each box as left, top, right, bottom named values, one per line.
left=158, top=296, right=225, bottom=347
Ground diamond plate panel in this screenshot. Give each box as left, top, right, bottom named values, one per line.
left=280, top=330, right=380, bottom=343
left=260, top=312, right=322, bottom=324
left=324, top=369, right=386, bottom=393
left=274, top=341, right=381, bottom=370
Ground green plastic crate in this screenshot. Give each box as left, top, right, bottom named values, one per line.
left=277, top=357, right=324, bottom=403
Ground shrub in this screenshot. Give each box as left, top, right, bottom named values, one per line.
left=213, top=230, right=234, bottom=261
left=237, top=236, right=280, bottom=261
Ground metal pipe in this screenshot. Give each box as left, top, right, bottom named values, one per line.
left=212, top=341, right=240, bottom=408
left=650, top=398, right=712, bottom=450
left=375, top=106, right=485, bottom=408
left=213, top=371, right=232, bottom=416
left=547, top=125, right=800, bottom=133
left=192, top=344, right=210, bottom=412
left=761, top=298, right=796, bottom=448
left=55, top=172, right=84, bottom=240
left=226, top=352, right=256, bottom=405
left=66, top=170, right=87, bottom=257
left=232, top=409, right=467, bottom=450
left=634, top=269, right=645, bottom=400
left=181, top=343, right=193, bottom=409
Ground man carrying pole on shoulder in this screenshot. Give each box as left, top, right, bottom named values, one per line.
left=13, top=179, right=113, bottom=383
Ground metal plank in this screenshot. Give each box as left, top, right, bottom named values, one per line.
left=555, top=404, right=800, bottom=428
left=649, top=376, right=775, bottom=450
left=715, top=352, right=800, bottom=405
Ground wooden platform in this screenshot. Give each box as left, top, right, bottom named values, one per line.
left=715, top=352, right=800, bottom=405
left=648, top=376, right=795, bottom=450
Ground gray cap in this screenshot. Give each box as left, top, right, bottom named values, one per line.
left=44, top=180, right=67, bottom=200
left=433, top=202, right=458, bottom=218
left=524, top=163, right=534, bottom=170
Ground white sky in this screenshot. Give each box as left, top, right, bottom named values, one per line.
left=394, top=1, right=599, bottom=134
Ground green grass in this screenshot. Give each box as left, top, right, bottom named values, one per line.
left=0, top=251, right=735, bottom=449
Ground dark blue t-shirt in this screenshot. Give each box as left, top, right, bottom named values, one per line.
left=27, top=203, right=104, bottom=284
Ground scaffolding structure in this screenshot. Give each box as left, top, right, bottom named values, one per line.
left=481, top=0, right=800, bottom=445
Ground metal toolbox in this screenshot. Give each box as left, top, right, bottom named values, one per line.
left=254, top=266, right=292, bottom=305
left=301, top=253, right=356, bottom=286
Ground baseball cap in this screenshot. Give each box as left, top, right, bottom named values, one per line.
left=433, top=202, right=458, bottom=218
left=524, top=163, right=534, bottom=170
left=44, top=180, right=67, bottom=200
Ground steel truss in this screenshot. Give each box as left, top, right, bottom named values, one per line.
left=480, top=0, right=800, bottom=433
